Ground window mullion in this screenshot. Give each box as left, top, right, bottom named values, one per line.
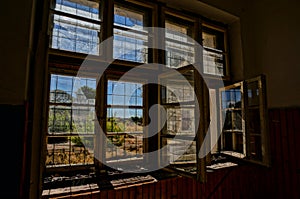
left=95, top=75, right=107, bottom=173
left=195, top=73, right=208, bottom=182
left=100, top=0, right=114, bottom=59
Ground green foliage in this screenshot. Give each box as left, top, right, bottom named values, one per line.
left=106, top=117, right=124, bottom=132
left=70, top=136, right=93, bottom=148
left=71, top=136, right=83, bottom=146
left=113, top=135, right=124, bottom=147
left=48, top=109, right=71, bottom=133
left=81, top=86, right=96, bottom=99
left=131, top=116, right=142, bottom=125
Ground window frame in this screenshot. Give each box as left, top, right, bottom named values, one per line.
left=112, top=2, right=152, bottom=63
left=48, top=0, right=102, bottom=56
left=202, top=22, right=229, bottom=79
left=164, top=15, right=196, bottom=69
left=101, top=73, right=148, bottom=169
left=44, top=69, right=99, bottom=174
left=41, top=0, right=245, bottom=196
left=158, top=65, right=209, bottom=182
left=216, top=74, right=270, bottom=166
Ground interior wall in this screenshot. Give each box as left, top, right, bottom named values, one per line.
left=0, top=0, right=35, bottom=198
left=0, top=0, right=35, bottom=105
left=198, top=0, right=300, bottom=108
left=240, top=0, right=300, bottom=108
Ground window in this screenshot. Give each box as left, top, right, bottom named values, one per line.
left=159, top=67, right=207, bottom=181
left=105, top=80, right=144, bottom=166
left=219, top=82, right=245, bottom=158
left=202, top=23, right=228, bottom=76
left=41, top=0, right=268, bottom=197
left=113, top=5, right=149, bottom=63
left=46, top=74, right=96, bottom=168
left=217, top=75, right=270, bottom=165
left=49, top=0, right=101, bottom=55
left=165, top=18, right=195, bottom=68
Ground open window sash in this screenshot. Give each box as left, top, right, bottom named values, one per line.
left=158, top=65, right=208, bottom=182
left=244, top=75, right=270, bottom=166
left=219, top=74, right=270, bottom=166
left=219, top=81, right=246, bottom=159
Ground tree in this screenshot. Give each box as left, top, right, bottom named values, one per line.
left=80, top=86, right=96, bottom=99
left=131, top=116, right=142, bottom=125
left=51, top=89, right=73, bottom=103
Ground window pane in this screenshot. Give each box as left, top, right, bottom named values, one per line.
left=50, top=14, right=100, bottom=54
left=50, top=75, right=73, bottom=103
left=48, top=105, right=96, bottom=135
left=106, top=133, right=143, bottom=163
left=48, top=106, right=72, bottom=133
left=221, top=88, right=241, bottom=109
left=50, top=74, right=96, bottom=104
left=114, top=6, right=143, bottom=29
left=162, top=138, right=197, bottom=174
left=113, top=6, right=148, bottom=63
left=247, top=81, right=260, bottom=106
left=106, top=80, right=144, bottom=163
left=220, top=85, right=245, bottom=156
left=249, top=135, right=262, bottom=161
left=223, top=132, right=244, bottom=153
left=46, top=136, right=94, bottom=166
left=248, top=108, right=261, bottom=135
left=47, top=74, right=96, bottom=167
left=166, top=108, right=195, bottom=135
left=107, top=80, right=143, bottom=106
left=203, top=49, right=224, bottom=76
left=165, top=82, right=194, bottom=103
left=203, top=32, right=217, bottom=49
left=202, top=29, right=225, bottom=76
left=165, top=21, right=195, bottom=68
left=72, top=106, right=95, bottom=134
left=54, top=0, right=100, bottom=21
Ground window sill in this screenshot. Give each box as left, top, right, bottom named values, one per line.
left=42, top=169, right=178, bottom=198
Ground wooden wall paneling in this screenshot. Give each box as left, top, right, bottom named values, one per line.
left=129, top=186, right=136, bottom=199
left=143, top=184, right=149, bottom=199
left=197, top=175, right=203, bottom=199
left=90, top=191, right=100, bottom=199
left=148, top=183, right=155, bottom=199
left=279, top=110, right=291, bottom=197
left=177, top=176, right=183, bottom=199
left=115, top=189, right=122, bottom=199
left=186, top=178, right=193, bottom=199
left=182, top=177, right=188, bottom=199
left=136, top=185, right=143, bottom=199
left=171, top=177, right=178, bottom=199
left=293, top=109, right=300, bottom=198
left=286, top=109, right=297, bottom=197
left=160, top=178, right=167, bottom=199
left=268, top=110, right=276, bottom=198
left=273, top=110, right=283, bottom=198
left=122, top=188, right=129, bottom=199
left=205, top=171, right=212, bottom=199
left=107, top=189, right=115, bottom=199
left=166, top=179, right=172, bottom=199
left=206, top=172, right=215, bottom=199
left=192, top=178, right=197, bottom=199
left=154, top=181, right=161, bottom=199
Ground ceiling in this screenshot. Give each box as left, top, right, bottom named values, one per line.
left=162, top=0, right=239, bottom=24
